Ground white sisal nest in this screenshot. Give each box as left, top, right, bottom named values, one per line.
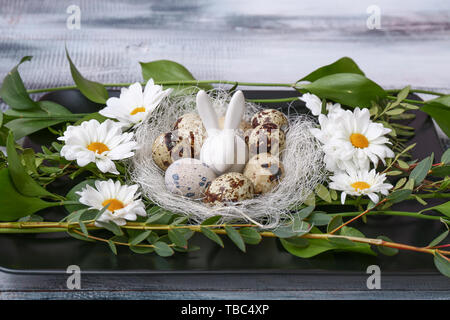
left=129, top=89, right=325, bottom=229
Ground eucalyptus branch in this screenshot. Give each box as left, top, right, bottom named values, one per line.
left=317, top=192, right=450, bottom=206
left=330, top=210, right=450, bottom=224
left=329, top=199, right=388, bottom=234
left=70, top=229, right=166, bottom=248
left=1, top=221, right=449, bottom=258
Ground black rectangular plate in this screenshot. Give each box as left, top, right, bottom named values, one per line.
left=0, top=90, right=448, bottom=280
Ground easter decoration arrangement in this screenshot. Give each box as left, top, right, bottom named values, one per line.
left=0, top=52, right=449, bottom=278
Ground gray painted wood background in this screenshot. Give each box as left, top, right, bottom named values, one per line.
left=0, top=0, right=449, bottom=300
left=1, top=0, right=449, bottom=92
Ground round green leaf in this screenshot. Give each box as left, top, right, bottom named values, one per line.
left=300, top=73, right=387, bottom=108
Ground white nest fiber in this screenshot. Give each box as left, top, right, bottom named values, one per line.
left=130, top=89, right=325, bottom=229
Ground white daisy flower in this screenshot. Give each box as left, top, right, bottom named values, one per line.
left=99, top=80, right=172, bottom=128
left=299, top=93, right=322, bottom=116
left=326, top=102, right=344, bottom=117
left=329, top=168, right=393, bottom=204
left=58, top=119, right=138, bottom=174
left=312, top=107, right=394, bottom=171
left=76, top=179, right=147, bottom=226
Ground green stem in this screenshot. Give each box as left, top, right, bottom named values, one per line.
left=27, top=80, right=296, bottom=94
left=386, top=95, right=425, bottom=105
left=330, top=210, right=450, bottom=223
left=318, top=192, right=450, bottom=206
left=386, top=89, right=446, bottom=96
left=247, top=97, right=299, bottom=103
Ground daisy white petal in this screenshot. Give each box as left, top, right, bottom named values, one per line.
left=299, top=93, right=322, bottom=116
left=329, top=167, right=393, bottom=204
left=76, top=179, right=147, bottom=226
left=58, top=119, right=138, bottom=174
left=99, top=80, right=172, bottom=128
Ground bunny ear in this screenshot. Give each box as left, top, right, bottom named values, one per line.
left=196, top=90, right=219, bottom=134
left=224, top=90, right=245, bottom=130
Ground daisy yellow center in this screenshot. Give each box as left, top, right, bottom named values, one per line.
left=102, top=199, right=125, bottom=212
left=87, top=142, right=109, bottom=154
left=350, top=133, right=369, bottom=149
left=130, top=107, right=146, bottom=115
left=351, top=181, right=371, bottom=191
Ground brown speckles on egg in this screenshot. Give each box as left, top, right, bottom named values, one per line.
left=204, top=172, right=254, bottom=205
left=244, top=153, right=285, bottom=194
left=248, top=125, right=285, bottom=157
left=152, top=132, right=180, bottom=171
left=251, top=109, right=288, bottom=130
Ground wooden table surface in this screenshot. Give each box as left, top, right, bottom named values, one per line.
left=0, top=0, right=449, bottom=299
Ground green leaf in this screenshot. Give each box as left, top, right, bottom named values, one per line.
left=300, top=73, right=387, bottom=108
left=315, top=184, right=331, bottom=203
left=422, top=97, right=450, bottom=137
left=0, top=56, right=39, bottom=111
left=78, top=220, right=89, bottom=236
left=4, top=100, right=74, bottom=140
left=299, top=57, right=365, bottom=82
left=65, top=47, right=108, bottom=104
left=129, top=230, right=152, bottom=246
left=168, top=229, right=188, bottom=248
left=145, top=209, right=173, bottom=224
left=273, top=220, right=310, bottom=238
left=6, top=132, right=57, bottom=198
left=410, top=154, right=433, bottom=186
left=130, top=246, right=154, bottom=254
left=420, top=201, right=450, bottom=218
left=441, top=148, right=450, bottom=165
left=430, top=166, right=450, bottom=177
left=284, top=226, right=376, bottom=258
left=239, top=227, right=262, bottom=245
left=280, top=227, right=334, bottom=258
left=434, top=252, right=450, bottom=278
left=387, top=189, right=412, bottom=203
left=329, top=237, right=355, bottom=247
left=154, top=241, right=174, bottom=257
left=385, top=170, right=402, bottom=176
left=308, top=211, right=332, bottom=226
left=225, top=226, right=246, bottom=252
left=67, top=228, right=95, bottom=242
left=294, top=206, right=315, bottom=220
left=376, top=236, right=399, bottom=256
left=428, top=230, right=449, bottom=248
left=396, top=86, right=411, bottom=102
left=327, top=215, right=343, bottom=234
left=139, top=59, right=212, bottom=90
left=338, top=226, right=376, bottom=256
left=200, top=226, right=224, bottom=247
left=394, top=177, right=407, bottom=189
left=282, top=237, right=309, bottom=248
left=18, top=214, right=44, bottom=222
left=96, top=220, right=123, bottom=236
left=201, top=215, right=222, bottom=226
left=108, top=240, right=117, bottom=255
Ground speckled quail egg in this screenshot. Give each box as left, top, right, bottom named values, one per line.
left=204, top=172, right=254, bottom=205
left=165, top=158, right=217, bottom=199
left=172, top=113, right=205, bottom=133
left=172, top=113, right=207, bottom=159
left=243, top=153, right=285, bottom=194
left=247, top=123, right=286, bottom=157
left=251, top=109, right=288, bottom=130
left=152, top=132, right=182, bottom=170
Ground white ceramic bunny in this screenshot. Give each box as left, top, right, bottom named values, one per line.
left=196, top=90, right=249, bottom=175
